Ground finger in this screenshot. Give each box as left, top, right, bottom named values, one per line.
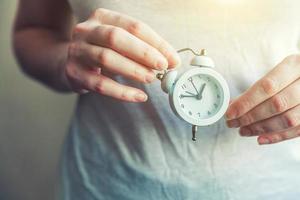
left=87, top=24, right=168, bottom=70
left=239, top=104, right=300, bottom=136
left=257, top=125, right=300, bottom=145
left=67, top=64, right=148, bottom=102
left=89, top=74, right=148, bottom=102
left=70, top=42, right=156, bottom=83
left=226, top=55, right=300, bottom=120
left=234, top=78, right=300, bottom=127
left=90, top=8, right=180, bottom=68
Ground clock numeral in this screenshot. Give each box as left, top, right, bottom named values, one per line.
left=179, top=95, right=183, bottom=99
left=207, top=77, right=211, bottom=81
left=207, top=111, right=211, bottom=115
left=189, top=111, right=192, bottom=116
left=197, top=112, right=201, bottom=117
left=214, top=84, right=218, bottom=89
left=214, top=103, right=218, bottom=108
left=181, top=84, right=187, bottom=90
left=217, top=94, right=220, bottom=99
left=181, top=104, right=185, bottom=108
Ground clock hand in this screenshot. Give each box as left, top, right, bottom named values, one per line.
left=180, top=94, right=198, bottom=98
left=190, top=79, right=200, bottom=96
left=198, top=83, right=206, bottom=100
left=185, top=91, right=197, bottom=96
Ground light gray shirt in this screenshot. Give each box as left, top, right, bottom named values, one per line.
left=60, top=1, right=300, bottom=199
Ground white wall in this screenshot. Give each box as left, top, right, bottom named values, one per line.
left=0, top=1, right=76, bottom=199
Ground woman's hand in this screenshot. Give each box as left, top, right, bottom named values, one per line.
left=65, top=8, right=180, bottom=102
left=226, top=55, right=300, bottom=145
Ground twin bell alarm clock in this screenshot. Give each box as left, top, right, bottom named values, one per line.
left=156, top=48, right=230, bottom=141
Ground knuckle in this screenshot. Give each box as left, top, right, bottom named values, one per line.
left=241, top=113, right=254, bottom=125
left=94, top=78, right=105, bottom=94
left=252, top=125, right=266, bottom=135
left=142, top=46, right=152, bottom=62
left=120, top=88, right=128, bottom=100
left=106, top=27, right=122, bottom=47
left=157, top=39, right=168, bottom=54
left=132, top=67, right=144, bottom=82
left=260, top=77, right=277, bottom=96
left=91, top=25, right=103, bottom=37
left=128, top=21, right=143, bottom=35
left=236, top=99, right=252, bottom=116
left=271, top=95, right=288, bottom=113
left=282, top=112, right=299, bottom=128
left=157, top=39, right=172, bottom=63
left=98, top=49, right=111, bottom=66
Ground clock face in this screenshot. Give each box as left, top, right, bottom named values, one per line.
left=177, top=74, right=223, bottom=120
left=170, top=67, right=230, bottom=126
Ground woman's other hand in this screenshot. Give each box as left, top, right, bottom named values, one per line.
left=226, top=55, right=300, bottom=145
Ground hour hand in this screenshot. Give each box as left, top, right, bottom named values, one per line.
left=180, top=95, right=196, bottom=98
left=180, top=91, right=198, bottom=99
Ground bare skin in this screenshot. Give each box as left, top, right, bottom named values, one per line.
left=14, top=0, right=300, bottom=145
left=226, top=55, right=300, bottom=145
left=13, top=0, right=180, bottom=102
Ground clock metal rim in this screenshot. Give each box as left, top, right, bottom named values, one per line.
left=169, top=67, right=230, bottom=126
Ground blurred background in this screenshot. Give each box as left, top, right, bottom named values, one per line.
left=0, top=1, right=76, bottom=200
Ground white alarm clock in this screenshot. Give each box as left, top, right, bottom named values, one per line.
left=157, top=48, right=230, bottom=141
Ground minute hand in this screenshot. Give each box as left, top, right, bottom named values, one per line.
left=198, top=83, right=206, bottom=100
left=190, top=80, right=200, bottom=96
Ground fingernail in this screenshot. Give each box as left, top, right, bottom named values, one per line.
left=145, top=72, right=155, bottom=83
left=134, top=92, right=147, bottom=102
left=156, top=57, right=168, bottom=70
left=226, top=119, right=240, bottom=128
left=258, top=137, right=270, bottom=145
left=239, top=127, right=252, bottom=136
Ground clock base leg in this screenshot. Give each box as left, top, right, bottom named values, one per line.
left=192, top=125, right=198, bottom=141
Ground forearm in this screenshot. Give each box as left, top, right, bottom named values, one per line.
left=13, top=27, right=71, bottom=92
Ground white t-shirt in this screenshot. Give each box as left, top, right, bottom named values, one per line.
left=61, top=1, right=300, bottom=199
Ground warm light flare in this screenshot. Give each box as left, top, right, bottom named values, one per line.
left=216, top=0, right=244, bottom=5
